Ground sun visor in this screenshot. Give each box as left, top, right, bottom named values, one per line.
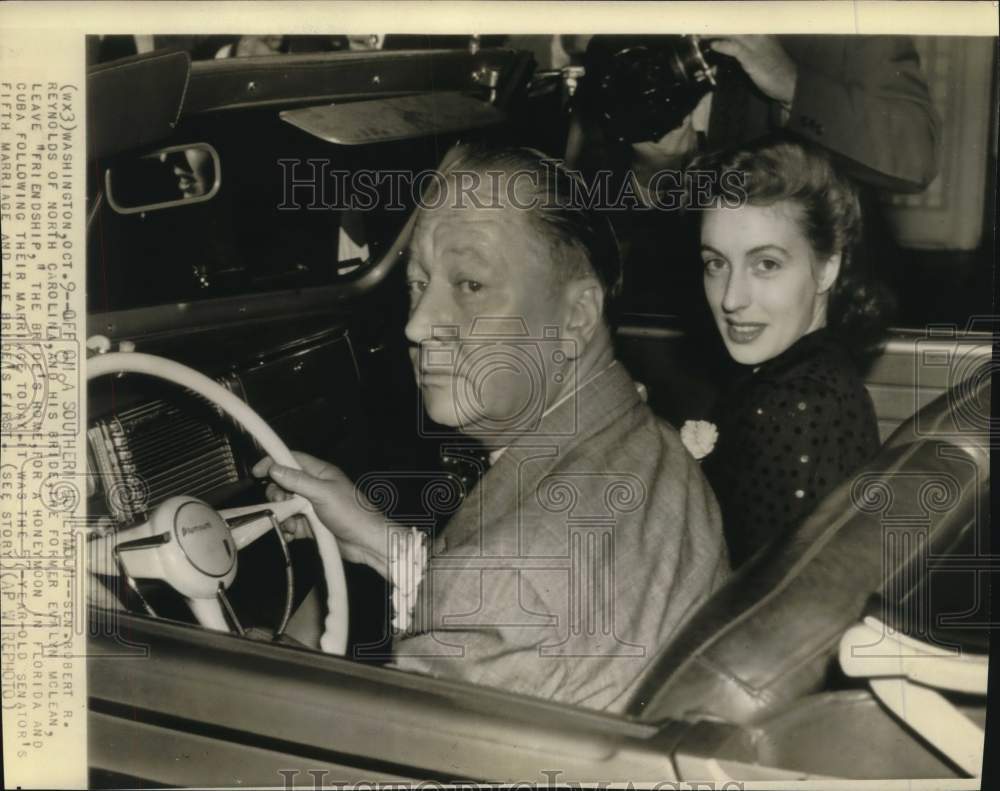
left=279, top=92, right=505, bottom=145
left=88, top=50, right=191, bottom=160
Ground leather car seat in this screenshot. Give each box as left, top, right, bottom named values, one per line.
left=627, top=365, right=991, bottom=725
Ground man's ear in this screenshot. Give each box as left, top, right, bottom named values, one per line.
left=563, top=277, right=605, bottom=357
left=816, top=252, right=842, bottom=295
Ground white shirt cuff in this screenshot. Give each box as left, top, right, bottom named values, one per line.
left=387, top=526, right=428, bottom=633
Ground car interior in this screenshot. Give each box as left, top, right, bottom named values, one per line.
left=83, top=38, right=993, bottom=785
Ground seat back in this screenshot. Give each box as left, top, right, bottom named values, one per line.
left=628, top=366, right=990, bottom=724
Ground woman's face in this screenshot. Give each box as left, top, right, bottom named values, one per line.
left=700, top=201, right=839, bottom=366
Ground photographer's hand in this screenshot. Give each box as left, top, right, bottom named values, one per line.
left=710, top=36, right=798, bottom=112
left=253, top=452, right=393, bottom=579
left=631, top=109, right=700, bottom=202
left=633, top=110, right=698, bottom=168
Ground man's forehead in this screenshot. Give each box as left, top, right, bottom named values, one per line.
left=409, top=202, right=533, bottom=262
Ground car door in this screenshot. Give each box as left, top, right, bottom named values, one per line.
left=87, top=610, right=689, bottom=787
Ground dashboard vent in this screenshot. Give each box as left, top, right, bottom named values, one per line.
left=88, top=398, right=240, bottom=524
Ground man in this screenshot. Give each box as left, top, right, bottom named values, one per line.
left=255, top=145, right=729, bottom=713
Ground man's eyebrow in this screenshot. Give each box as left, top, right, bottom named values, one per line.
left=405, top=252, right=425, bottom=274
left=442, top=244, right=491, bottom=265
left=700, top=243, right=790, bottom=257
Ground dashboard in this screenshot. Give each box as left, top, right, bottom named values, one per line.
left=86, top=321, right=366, bottom=531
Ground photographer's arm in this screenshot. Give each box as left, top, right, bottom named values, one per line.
left=710, top=36, right=797, bottom=111
left=710, top=35, right=939, bottom=193
left=784, top=36, right=940, bottom=192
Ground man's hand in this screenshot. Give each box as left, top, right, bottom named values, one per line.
left=252, top=452, right=391, bottom=578
left=710, top=36, right=798, bottom=110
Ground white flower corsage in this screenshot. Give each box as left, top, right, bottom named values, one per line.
left=680, top=420, right=719, bottom=460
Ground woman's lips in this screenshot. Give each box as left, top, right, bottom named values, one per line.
left=725, top=321, right=767, bottom=344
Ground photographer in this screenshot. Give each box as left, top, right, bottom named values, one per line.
left=577, top=34, right=939, bottom=195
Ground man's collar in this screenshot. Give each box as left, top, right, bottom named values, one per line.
left=487, top=359, right=622, bottom=466
left=496, top=359, right=645, bottom=469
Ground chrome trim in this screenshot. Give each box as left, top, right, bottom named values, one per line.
left=88, top=248, right=402, bottom=341
left=879, top=334, right=995, bottom=356
left=216, top=585, right=245, bottom=637
left=271, top=511, right=295, bottom=638
left=615, top=324, right=685, bottom=340
left=112, top=544, right=158, bottom=618
left=104, top=142, right=222, bottom=215
left=224, top=508, right=295, bottom=637
left=615, top=318, right=994, bottom=349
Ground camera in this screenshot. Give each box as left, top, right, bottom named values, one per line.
left=577, top=34, right=725, bottom=145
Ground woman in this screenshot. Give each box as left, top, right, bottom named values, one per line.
left=688, top=140, right=884, bottom=568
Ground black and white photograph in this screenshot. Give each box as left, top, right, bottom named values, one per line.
left=0, top=2, right=996, bottom=788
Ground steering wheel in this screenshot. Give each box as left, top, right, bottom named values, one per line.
left=86, top=351, right=349, bottom=655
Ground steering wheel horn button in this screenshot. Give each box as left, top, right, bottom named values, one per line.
left=146, top=495, right=239, bottom=598
left=174, top=501, right=237, bottom=578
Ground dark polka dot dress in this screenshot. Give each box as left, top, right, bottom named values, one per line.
left=702, top=328, right=880, bottom=568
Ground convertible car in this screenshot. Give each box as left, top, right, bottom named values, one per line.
left=83, top=38, right=993, bottom=786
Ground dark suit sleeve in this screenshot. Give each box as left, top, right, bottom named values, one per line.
left=786, top=36, right=940, bottom=193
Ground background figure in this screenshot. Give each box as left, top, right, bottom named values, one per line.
left=706, top=35, right=939, bottom=192
left=689, top=141, right=883, bottom=567
left=576, top=34, right=940, bottom=193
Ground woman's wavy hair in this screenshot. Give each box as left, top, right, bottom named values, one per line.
left=689, top=138, right=893, bottom=355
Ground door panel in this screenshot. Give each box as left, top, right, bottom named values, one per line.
left=862, top=335, right=992, bottom=442
left=89, top=712, right=413, bottom=787
left=87, top=612, right=683, bottom=784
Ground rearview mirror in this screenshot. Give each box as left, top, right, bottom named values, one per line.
left=105, top=143, right=221, bottom=214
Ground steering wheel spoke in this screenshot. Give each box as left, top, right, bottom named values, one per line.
left=221, top=496, right=312, bottom=549
left=87, top=519, right=168, bottom=581
left=187, top=595, right=232, bottom=633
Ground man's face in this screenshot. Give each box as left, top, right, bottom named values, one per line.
left=159, top=148, right=213, bottom=199
left=404, top=198, right=574, bottom=437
